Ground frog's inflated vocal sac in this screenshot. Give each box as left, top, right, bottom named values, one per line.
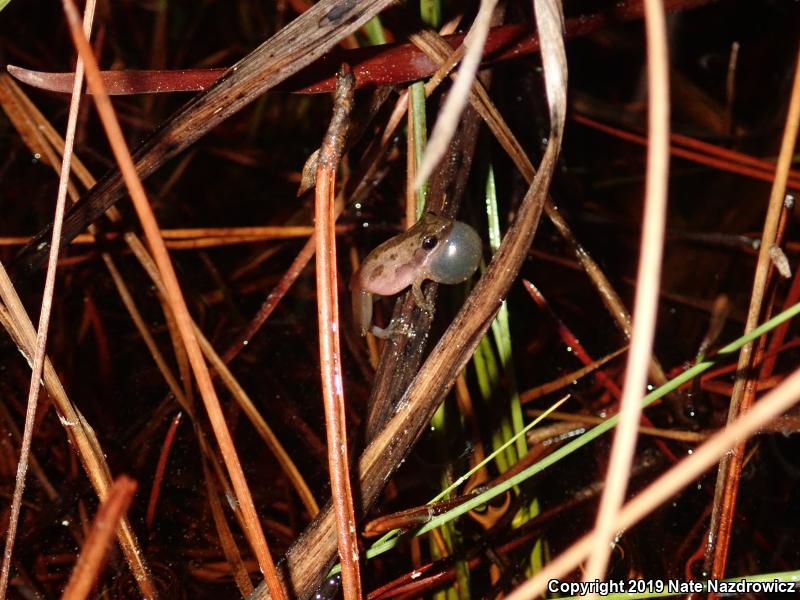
left=351, top=213, right=482, bottom=338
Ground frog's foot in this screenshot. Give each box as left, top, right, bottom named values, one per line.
left=412, top=281, right=434, bottom=312
left=370, top=319, right=413, bottom=339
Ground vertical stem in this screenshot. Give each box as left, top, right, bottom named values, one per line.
left=315, top=66, right=362, bottom=600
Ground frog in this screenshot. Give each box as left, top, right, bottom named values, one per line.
left=351, top=212, right=483, bottom=338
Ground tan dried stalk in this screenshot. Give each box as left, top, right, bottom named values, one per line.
left=583, top=0, right=671, bottom=581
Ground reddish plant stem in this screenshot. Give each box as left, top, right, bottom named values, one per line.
left=523, top=280, right=622, bottom=397
left=315, top=66, right=362, bottom=600
left=703, top=47, right=800, bottom=585
left=523, top=280, right=679, bottom=463
left=572, top=113, right=800, bottom=192
left=220, top=238, right=316, bottom=364
left=9, top=0, right=712, bottom=97
left=146, top=411, right=183, bottom=531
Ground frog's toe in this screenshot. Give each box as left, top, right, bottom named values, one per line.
left=370, top=321, right=412, bottom=339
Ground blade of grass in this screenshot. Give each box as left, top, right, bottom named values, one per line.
left=408, top=82, right=428, bottom=220
left=361, top=16, right=387, bottom=45
left=485, top=165, right=527, bottom=462
left=507, top=348, right=800, bottom=598
left=362, top=299, right=800, bottom=562
left=354, top=395, right=569, bottom=568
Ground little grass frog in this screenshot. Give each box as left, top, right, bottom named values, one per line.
left=351, top=213, right=482, bottom=337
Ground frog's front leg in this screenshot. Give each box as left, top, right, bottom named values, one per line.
left=411, top=280, right=434, bottom=312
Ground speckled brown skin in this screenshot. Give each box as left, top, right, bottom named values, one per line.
left=351, top=214, right=454, bottom=337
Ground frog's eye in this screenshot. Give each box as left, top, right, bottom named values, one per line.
left=421, top=235, right=439, bottom=250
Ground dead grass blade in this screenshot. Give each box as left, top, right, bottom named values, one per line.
left=525, top=410, right=711, bottom=443
left=59, top=0, right=285, bottom=596
left=0, top=75, right=94, bottom=196
left=0, top=1, right=96, bottom=596
left=202, top=460, right=255, bottom=597
left=0, top=264, right=155, bottom=596
left=414, top=0, right=498, bottom=188
left=2, top=70, right=319, bottom=522
left=583, top=0, right=671, bottom=580
left=520, top=347, right=628, bottom=404
left=60, top=477, right=137, bottom=600
left=314, top=66, right=362, bottom=600
left=704, top=46, right=800, bottom=581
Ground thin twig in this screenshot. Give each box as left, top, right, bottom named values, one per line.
left=0, top=1, right=96, bottom=596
